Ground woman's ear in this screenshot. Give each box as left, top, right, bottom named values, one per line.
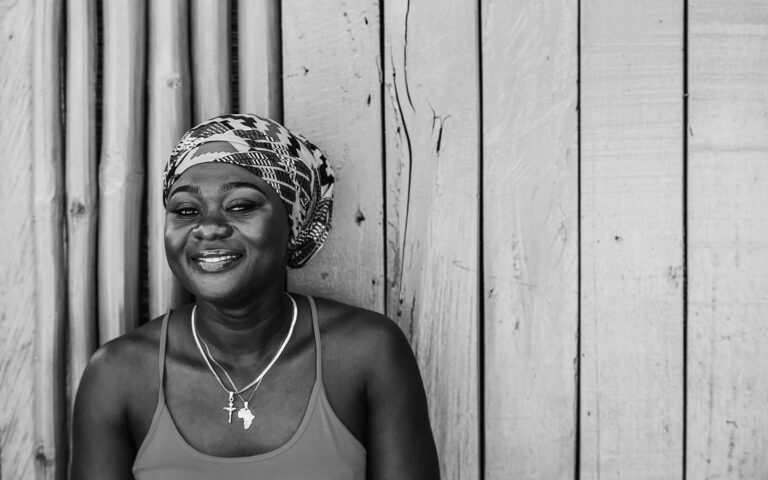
left=284, top=239, right=296, bottom=269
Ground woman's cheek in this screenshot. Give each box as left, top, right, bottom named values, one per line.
left=164, top=221, right=190, bottom=265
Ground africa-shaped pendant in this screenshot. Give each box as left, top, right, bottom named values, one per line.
left=238, top=401, right=255, bottom=430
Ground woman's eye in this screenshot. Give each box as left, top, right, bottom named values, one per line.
left=227, top=201, right=257, bottom=213
left=171, top=206, right=198, bottom=217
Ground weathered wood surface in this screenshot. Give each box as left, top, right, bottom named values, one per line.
left=0, top=2, right=38, bottom=478
left=384, top=1, right=480, bottom=478
left=32, top=0, right=67, bottom=478
left=5, top=1, right=768, bottom=478
left=238, top=0, right=282, bottom=119
left=98, top=0, right=146, bottom=342
left=283, top=1, right=384, bottom=311
left=147, top=0, right=192, bottom=318
left=580, top=0, right=684, bottom=478
left=191, top=0, right=231, bottom=122
left=687, top=1, right=768, bottom=478
left=482, top=0, right=579, bottom=477
left=65, top=0, right=98, bottom=410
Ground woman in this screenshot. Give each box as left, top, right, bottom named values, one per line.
left=71, top=114, right=440, bottom=479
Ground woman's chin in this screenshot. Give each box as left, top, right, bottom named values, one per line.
left=179, top=268, right=285, bottom=306
left=189, top=283, right=248, bottom=306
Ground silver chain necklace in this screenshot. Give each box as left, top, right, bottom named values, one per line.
left=190, top=293, right=298, bottom=429
left=200, top=338, right=264, bottom=430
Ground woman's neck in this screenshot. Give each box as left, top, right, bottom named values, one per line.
left=192, top=286, right=294, bottom=368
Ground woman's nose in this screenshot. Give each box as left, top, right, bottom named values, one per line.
left=191, top=214, right=233, bottom=240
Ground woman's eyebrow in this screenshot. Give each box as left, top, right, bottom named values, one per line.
left=168, top=184, right=201, bottom=198
left=219, top=181, right=265, bottom=194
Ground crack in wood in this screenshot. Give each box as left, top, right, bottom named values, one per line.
left=389, top=50, right=414, bottom=306
left=402, top=0, right=414, bottom=110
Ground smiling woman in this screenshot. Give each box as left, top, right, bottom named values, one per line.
left=164, top=163, right=291, bottom=304
left=69, top=114, right=440, bottom=480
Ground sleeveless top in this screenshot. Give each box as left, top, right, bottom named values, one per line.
left=132, top=296, right=367, bottom=479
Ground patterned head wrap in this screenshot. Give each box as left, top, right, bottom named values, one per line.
left=163, top=113, right=335, bottom=268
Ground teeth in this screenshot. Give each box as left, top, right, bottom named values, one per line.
left=198, top=255, right=237, bottom=263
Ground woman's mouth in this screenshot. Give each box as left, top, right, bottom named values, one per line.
left=191, top=250, right=243, bottom=272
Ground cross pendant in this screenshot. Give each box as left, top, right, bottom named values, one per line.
left=223, top=391, right=236, bottom=424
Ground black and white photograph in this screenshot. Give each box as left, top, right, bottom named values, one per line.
left=0, top=0, right=766, bottom=478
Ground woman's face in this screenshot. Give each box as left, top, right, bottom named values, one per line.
left=164, top=162, right=290, bottom=305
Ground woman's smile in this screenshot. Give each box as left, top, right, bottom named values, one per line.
left=190, top=249, right=244, bottom=272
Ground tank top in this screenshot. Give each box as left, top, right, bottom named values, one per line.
left=132, top=296, right=367, bottom=479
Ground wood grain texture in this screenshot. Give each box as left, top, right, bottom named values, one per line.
left=238, top=0, right=282, bottom=119
left=0, top=2, right=38, bottom=478
left=191, top=0, right=231, bottom=122
left=580, top=0, right=684, bottom=478
left=384, top=1, right=480, bottom=478
left=283, top=1, right=384, bottom=311
left=147, top=0, right=192, bottom=318
left=687, top=1, right=768, bottom=478
left=99, top=0, right=146, bottom=342
left=65, top=0, right=98, bottom=410
left=32, top=0, right=67, bottom=477
left=481, top=0, right=579, bottom=477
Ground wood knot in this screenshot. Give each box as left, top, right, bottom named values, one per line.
left=354, top=209, right=365, bottom=225
left=69, top=201, right=86, bottom=216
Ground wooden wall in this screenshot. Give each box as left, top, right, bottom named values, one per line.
left=0, top=0, right=767, bottom=479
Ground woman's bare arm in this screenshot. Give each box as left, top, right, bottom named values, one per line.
left=364, top=318, right=440, bottom=480
left=70, top=343, right=137, bottom=480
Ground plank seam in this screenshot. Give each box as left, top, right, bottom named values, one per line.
left=185, top=0, right=195, bottom=121
left=60, top=1, right=72, bottom=476
left=575, top=0, right=583, bottom=477
left=379, top=0, right=388, bottom=314
left=139, top=0, right=151, bottom=326
left=94, top=0, right=103, bottom=342
left=273, top=0, right=284, bottom=122
left=476, top=0, right=486, bottom=478
left=682, top=0, right=689, bottom=477
left=61, top=0, right=72, bottom=473
left=230, top=0, right=239, bottom=113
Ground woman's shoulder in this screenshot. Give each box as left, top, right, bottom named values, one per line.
left=76, top=315, right=166, bottom=412
left=309, top=295, right=416, bottom=379
left=312, top=295, right=404, bottom=342
left=71, top=315, right=169, bottom=476
left=309, top=294, right=437, bottom=474
left=86, top=316, right=164, bottom=376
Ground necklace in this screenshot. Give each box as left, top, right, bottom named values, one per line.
left=190, top=293, right=298, bottom=428
left=200, top=338, right=264, bottom=430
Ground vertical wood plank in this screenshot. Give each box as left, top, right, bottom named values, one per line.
left=99, top=0, right=146, bottom=342
left=65, top=0, right=98, bottom=408
left=0, top=1, right=38, bottom=477
left=384, top=1, right=480, bottom=478
left=687, top=1, right=768, bottom=478
left=147, top=0, right=192, bottom=318
left=238, top=0, right=282, bottom=119
left=580, top=0, right=684, bottom=478
left=190, top=0, right=231, bottom=122
left=32, top=0, right=66, bottom=477
left=283, top=1, right=384, bottom=311
left=481, top=0, right=579, bottom=477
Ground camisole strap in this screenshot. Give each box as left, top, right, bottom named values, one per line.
left=157, top=308, right=172, bottom=401
left=306, top=295, right=323, bottom=382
